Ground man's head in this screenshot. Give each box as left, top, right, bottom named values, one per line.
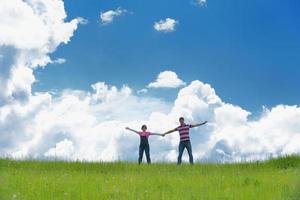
left=141, top=125, right=147, bottom=131
left=179, top=117, right=185, bottom=125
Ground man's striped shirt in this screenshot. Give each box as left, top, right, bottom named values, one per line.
left=175, top=124, right=192, bottom=141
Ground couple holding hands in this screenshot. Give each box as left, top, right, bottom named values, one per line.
left=125, top=117, right=207, bottom=164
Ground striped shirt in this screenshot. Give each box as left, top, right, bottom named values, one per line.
left=176, top=124, right=192, bottom=141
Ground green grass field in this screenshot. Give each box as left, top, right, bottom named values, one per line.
left=1, top=156, right=300, bottom=200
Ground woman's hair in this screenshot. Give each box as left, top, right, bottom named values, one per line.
left=141, top=125, right=147, bottom=130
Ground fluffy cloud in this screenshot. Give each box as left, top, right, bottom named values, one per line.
left=208, top=104, right=300, bottom=162
left=1, top=78, right=300, bottom=163
left=51, top=58, right=66, bottom=64
left=0, top=0, right=84, bottom=50
left=154, top=18, right=178, bottom=32
left=0, top=82, right=171, bottom=161
left=194, top=0, right=207, bottom=6
left=100, top=8, right=127, bottom=25
left=137, top=89, right=148, bottom=94
left=44, top=139, right=75, bottom=159
left=148, top=71, right=186, bottom=89
left=0, top=0, right=85, bottom=105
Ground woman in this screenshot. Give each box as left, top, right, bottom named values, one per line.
left=126, top=125, right=163, bottom=164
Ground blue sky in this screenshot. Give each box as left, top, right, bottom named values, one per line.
left=2, top=0, right=300, bottom=161
left=33, top=0, right=300, bottom=114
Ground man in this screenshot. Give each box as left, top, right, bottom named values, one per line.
left=163, top=117, right=207, bottom=165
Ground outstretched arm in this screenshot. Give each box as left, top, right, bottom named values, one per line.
left=190, top=121, right=208, bottom=128
left=150, top=132, right=164, bottom=136
left=125, top=127, right=139, bottom=135
left=163, top=128, right=177, bottom=136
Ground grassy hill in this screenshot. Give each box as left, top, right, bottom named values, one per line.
left=1, top=156, right=300, bottom=200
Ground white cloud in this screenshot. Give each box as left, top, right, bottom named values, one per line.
left=194, top=0, right=207, bottom=7
left=0, top=0, right=85, bottom=50
left=76, top=17, right=89, bottom=25
left=2, top=78, right=300, bottom=163
left=0, top=82, right=171, bottom=161
left=100, top=8, right=127, bottom=25
left=137, top=89, right=148, bottom=94
left=51, top=58, right=66, bottom=64
left=148, top=71, right=186, bottom=88
left=154, top=18, right=178, bottom=32
left=44, top=139, right=74, bottom=159
left=0, top=0, right=85, bottom=104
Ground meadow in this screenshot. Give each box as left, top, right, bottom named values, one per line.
left=1, top=156, right=300, bottom=200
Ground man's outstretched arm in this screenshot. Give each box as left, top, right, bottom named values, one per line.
left=163, top=128, right=177, bottom=136
left=190, top=121, right=208, bottom=128
left=125, top=127, right=140, bottom=135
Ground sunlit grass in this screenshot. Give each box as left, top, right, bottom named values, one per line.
left=1, top=156, right=300, bottom=199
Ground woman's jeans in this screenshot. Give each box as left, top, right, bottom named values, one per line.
left=138, top=144, right=151, bottom=164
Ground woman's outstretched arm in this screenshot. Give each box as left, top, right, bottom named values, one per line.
left=150, top=133, right=164, bottom=136
left=125, top=127, right=140, bottom=135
